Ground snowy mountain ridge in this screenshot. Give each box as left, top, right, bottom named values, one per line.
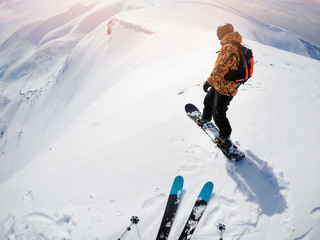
left=0, top=0, right=320, bottom=239
left=298, top=38, right=320, bottom=61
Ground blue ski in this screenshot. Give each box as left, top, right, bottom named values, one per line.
left=156, top=176, right=184, bottom=240
left=178, top=181, right=214, bottom=240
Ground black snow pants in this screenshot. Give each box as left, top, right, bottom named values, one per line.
left=202, top=87, right=233, bottom=139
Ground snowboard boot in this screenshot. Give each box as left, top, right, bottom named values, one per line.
left=214, top=136, right=230, bottom=147
left=195, top=116, right=210, bottom=126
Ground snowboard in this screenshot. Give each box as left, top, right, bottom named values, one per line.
left=156, top=176, right=184, bottom=240
left=178, top=181, right=214, bottom=240
left=185, top=103, right=245, bottom=162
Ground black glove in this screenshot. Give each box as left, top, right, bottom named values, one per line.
left=203, top=82, right=211, bottom=92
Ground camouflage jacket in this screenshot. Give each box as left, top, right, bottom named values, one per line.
left=207, top=31, right=242, bottom=97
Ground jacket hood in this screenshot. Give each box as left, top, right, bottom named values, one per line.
left=220, top=31, right=242, bottom=45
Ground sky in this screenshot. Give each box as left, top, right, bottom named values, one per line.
left=0, top=0, right=97, bottom=42
left=0, top=0, right=320, bottom=46
left=221, top=0, right=320, bottom=46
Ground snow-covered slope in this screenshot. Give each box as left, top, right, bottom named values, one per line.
left=1, top=1, right=320, bottom=239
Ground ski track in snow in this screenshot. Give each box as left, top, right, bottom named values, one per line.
left=293, top=228, right=314, bottom=240
left=4, top=211, right=78, bottom=240
left=178, top=144, right=213, bottom=173
left=311, top=206, right=320, bottom=216
left=2, top=190, right=113, bottom=239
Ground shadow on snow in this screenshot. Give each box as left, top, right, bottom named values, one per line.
left=228, top=150, right=287, bottom=216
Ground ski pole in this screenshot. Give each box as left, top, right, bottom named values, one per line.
left=217, top=223, right=226, bottom=240
left=117, top=216, right=139, bottom=240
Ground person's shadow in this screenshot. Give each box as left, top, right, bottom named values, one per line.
left=227, top=149, right=287, bottom=216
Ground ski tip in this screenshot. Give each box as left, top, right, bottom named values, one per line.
left=175, top=175, right=184, bottom=181
left=199, top=181, right=214, bottom=203
left=174, top=176, right=184, bottom=186
left=170, top=176, right=184, bottom=195
left=209, top=181, right=214, bottom=186
left=205, top=181, right=214, bottom=191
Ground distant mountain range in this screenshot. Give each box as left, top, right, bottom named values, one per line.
left=299, top=38, right=320, bottom=61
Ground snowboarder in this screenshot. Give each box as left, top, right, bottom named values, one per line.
left=196, top=23, right=243, bottom=147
